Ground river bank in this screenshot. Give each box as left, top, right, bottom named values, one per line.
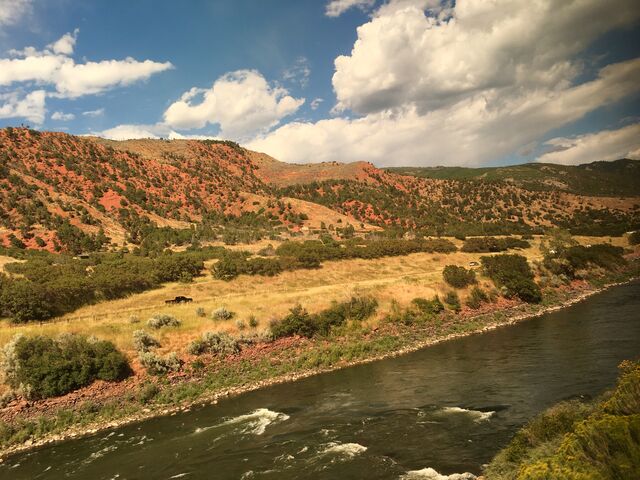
left=1, top=267, right=638, bottom=461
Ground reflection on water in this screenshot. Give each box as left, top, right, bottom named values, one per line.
left=2, top=281, right=640, bottom=480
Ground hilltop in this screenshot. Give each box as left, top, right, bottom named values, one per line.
left=0, top=127, right=639, bottom=253
left=387, top=159, right=640, bottom=197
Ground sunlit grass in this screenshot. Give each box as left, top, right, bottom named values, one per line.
left=0, top=236, right=609, bottom=359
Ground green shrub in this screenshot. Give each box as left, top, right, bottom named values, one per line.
left=462, top=236, right=530, bottom=253
left=1, top=334, right=130, bottom=399
left=271, top=297, right=378, bottom=339
left=195, top=307, right=206, bottom=317
left=248, top=315, right=259, bottom=328
left=442, top=265, right=476, bottom=288
left=271, top=305, right=316, bottom=338
left=147, top=314, right=181, bottom=329
left=139, top=351, right=183, bottom=375
left=212, top=307, right=235, bottom=321
left=411, top=296, right=444, bottom=316
left=444, top=291, right=461, bottom=311
left=466, top=286, right=488, bottom=309
left=188, top=332, right=240, bottom=356
left=0, top=280, right=55, bottom=323
left=629, top=231, right=640, bottom=246
left=564, top=244, right=626, bottom=272
left=132, top=330, right=160, bottom=353
left=481, top=254, right=542, bottom=303
left=136, top=382, right=159, bottom=404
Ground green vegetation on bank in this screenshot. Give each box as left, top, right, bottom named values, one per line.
left=443, top=265, right=476, bottom=288
left=0, top=248, right=217, bottom=323
left=1, top=334, right=130, bottom=400
left=481, top=254, right=542, bottom=303
left=485, top=359, right=640, bottom=480
left=271, top=296, right=379, bottom=339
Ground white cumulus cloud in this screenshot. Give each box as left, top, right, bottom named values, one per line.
left=0, top=89, right=45, bottom=123
left=95, top=122, right=219, bottom=141
left=248, top=58, right=640, bottom=167
left=0, top=0, right=31, bottom=28
left=51, top=111, right=74, bottom=121
left=163, top=69, right=304, bottom=139
left=0, top=30, right=173, bottom=112
left=247, top=0, right=640, bottom=167
left=332, top=0, right=640, bottom=114
left=537, top=124, right=640, bottom=165
left=98, top=123, right=163, bottom=140
left=47, top=29, right=78, bottom=55
left=325, top=0, right=376, bottom=18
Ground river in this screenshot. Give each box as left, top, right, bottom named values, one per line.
left=2, top=281, right=640, bottom=479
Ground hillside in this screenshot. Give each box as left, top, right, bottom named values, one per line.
left=0, top=127, right=639, bottom=253
left=386, top=159, right=640, bottom=196
left=0, top=127, right=379, bottom=253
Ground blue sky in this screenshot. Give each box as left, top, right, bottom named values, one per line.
left=1, top=0, right=639, bottom=167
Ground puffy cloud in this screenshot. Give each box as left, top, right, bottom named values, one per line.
left=0, top=89, right=45, bottom=123
left=47, top=29, right=78, bottom=55
left=98, top=123, right=162, bottom=140
left=163, top=70, right=304, bottom=139
left=0, top=31, right=173, bottom=98
left=247, top=0, right=640, bottom=167
left=0, top=0, right=31, bottom=27
left=325, top=0, right=376, bottom=17
left=82, top=108, right=105, bottom=117
left=51, top=111, right=74, bottom=121
left=95, top=122, right=218, bottom=141
left=536, top=124, right=640, bottom=165
left=248, top=58, right=640, bottom=166
left=332, top=0, right=640, bottom=114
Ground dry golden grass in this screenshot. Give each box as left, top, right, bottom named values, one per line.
left=0, top=236, right=612, bottom=358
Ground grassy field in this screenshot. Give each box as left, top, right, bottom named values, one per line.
left=0, top=236, right=625, bottom=361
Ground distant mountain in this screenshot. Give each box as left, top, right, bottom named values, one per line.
left=0, top=127, right=638, bottom=253
left=386, top=159, right=640, bottom=197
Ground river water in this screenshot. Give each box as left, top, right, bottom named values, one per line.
left=2, top=281, right=640, bottom=480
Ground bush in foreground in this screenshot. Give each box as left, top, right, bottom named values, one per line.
left=485, top=360, right=640, bottom=480
left=1, top=334, right=130, bottom=399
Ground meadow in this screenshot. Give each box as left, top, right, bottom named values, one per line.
left=1, top=235, right=622, bottom=359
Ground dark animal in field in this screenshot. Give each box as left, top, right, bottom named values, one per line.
left=165, top=296, right=193, bottom=304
